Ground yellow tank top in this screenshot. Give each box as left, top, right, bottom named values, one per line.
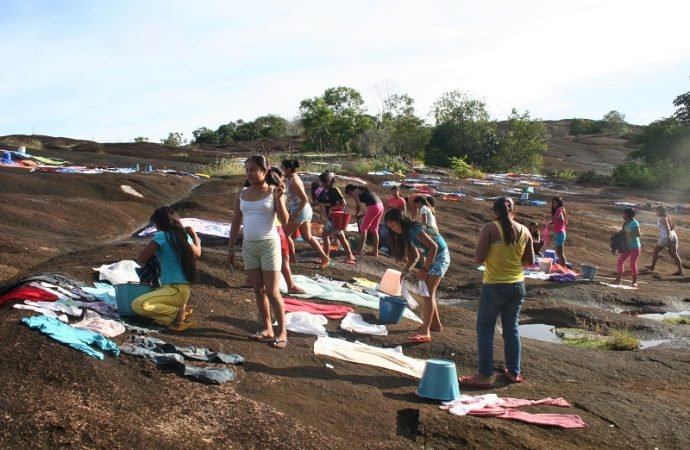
left=483, top=221, right=527, bottom=284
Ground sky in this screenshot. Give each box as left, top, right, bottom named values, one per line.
left=1, top=0, right=689, bottom=143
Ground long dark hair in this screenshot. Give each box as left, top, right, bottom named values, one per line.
left=281, top=159, right=300, bottom=172
left=150, top=207, right=198, bottom=283
left=493, top=197, right=517, bottom=245
left=246, top=154, right=281, bottom=186
left=413, top=196, right=429, bottom=207
left=551, top=196, right=564, bottom=216
left=623, top=207, right=635, bottom=221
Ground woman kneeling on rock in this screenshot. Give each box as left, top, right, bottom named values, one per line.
left=460, top=197, right=533, bottom=388
left=384, top=208, right=450, bottom=343
left=133, top=206, right=201, bottom=331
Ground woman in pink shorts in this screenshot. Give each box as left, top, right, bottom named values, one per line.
left=345, top=184, right=384, bottom=257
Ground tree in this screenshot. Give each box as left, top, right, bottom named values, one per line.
left=253, top=114, right=288, bottom=139
left=493, top=109, right=550, bottom=172
left=191, top=127, right=219, bottom=144
left=673, top=90, right=690, bottom=125
left=425, top=90, right=498, bottom=167
left=602, top=110, right=627, bottom=133
left=161, top=132, right=186, bottom=147
left=299, top=86, right=373, bottom=152
left=133, top=136, right=148, bottom=143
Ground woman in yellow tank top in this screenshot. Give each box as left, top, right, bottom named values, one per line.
left=460, top=197, right=534, bottom=388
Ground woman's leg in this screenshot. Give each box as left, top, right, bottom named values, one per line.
left=368, top=230, right=380, bottom=257
left=646, top=245, right=662, bottom=271
left=355, top=230, right=368, bottom=255
left=248, top=269, right=273, bottom=337
left=131, top=285, right=189, bottom=325
left=476, top=284, right=502, bottom=379
left=337, top=231, right=355, bottom=261
left=500, top=283, right=526, bottom=377
left=282, top=220, right=301, bottom=263
left=556, top=244, right=566, bottom=267
left=425, top=274, right=443, bottom=333
left=629, top=248, right=641, bottom=285
left=615, top=251, right=631, bottom=284
left=668, top=239, right=684, bottom=274
left=263, top=270, right=287, bottom=347
left=299, top=221, right=329, bottom=263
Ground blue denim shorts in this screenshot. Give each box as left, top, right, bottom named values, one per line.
left=554, top=231, right=566, bottom=246
left=290, top=204, right=313, bottom=225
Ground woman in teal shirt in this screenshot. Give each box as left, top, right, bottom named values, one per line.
left=133, top=207, right=201, bottom=330
left=614, top=207, right=641, bottom=287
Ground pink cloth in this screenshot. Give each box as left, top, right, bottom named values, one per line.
left=550, top=263, right=579, bottom=277
left=441, top=395, right=587, bottom=429
left=283, top=297, right=353, bottom=319
left=542, top=219, right=550, bottom=246
left=469, top=408, right=587, bottom=429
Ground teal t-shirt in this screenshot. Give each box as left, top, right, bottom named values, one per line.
left=407, top=223, right=447, bottom=256
left=153, top=231, right=193, bottom=285
left=624, top=219, right=641, bottom=249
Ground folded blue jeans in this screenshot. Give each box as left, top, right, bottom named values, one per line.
left=476, top=282, right=526, bottom=377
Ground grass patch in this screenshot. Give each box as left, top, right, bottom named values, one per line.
left=203, top=157, right=245, bottom=177
left=606, top=330, right=640, bottom=351
left=549, top=168, right=578, bottom=180
left=0, top=137, right=44, bottom=150
left=663, top=317, right=690, bottom=325
left=557, top=327, right=640, bottom=351
left=351, top=155, right=409, bottom=174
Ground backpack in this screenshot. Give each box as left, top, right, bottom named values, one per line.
left=610, top=230, right=628, bottom=254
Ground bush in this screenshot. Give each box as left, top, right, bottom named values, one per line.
left=449, top=156, right=484, bottom=179
left=548, top=168, right=577, bottom=180
left=612, top=161, right=657, bottom=187
left=606, top=330, right=640, bottom=351
left=570, top=119, right=604, bottom=135
left=577, top=170, right=610, bottom=185
left=203, top=157, right=245, bottom=177
left=352, top=155, right=408, bottom=174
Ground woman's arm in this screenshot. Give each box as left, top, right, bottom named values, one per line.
left=416, top=231, right=439, bottom=270
left=474, top=222, right=494, bottom=264
left=274, top=185, right=289, bottom=226
left=353, top=191, right=361, bottom=217
left=663, top=217, right=672, bottom=235
left=185, top=226, right=202, bottom=257
left=137, top=241, right=159, bottom=265
left=290, top=177, right=308, bottom=217
left=522, top=227, right=535, bottom=266
left=401, top=246, right=420, bottom=277
left=420, top=210, right=429, bottom=226
left=228, top=193, right=243, bottom=266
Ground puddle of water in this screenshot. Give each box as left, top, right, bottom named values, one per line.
left=639, top=339, right=671, bottom=349
left=518, top=324, right=562, bottom=344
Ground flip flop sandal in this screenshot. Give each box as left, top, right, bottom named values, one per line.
left=408, top=334, right=432, bottom=343
left=168, top=321, right=194, bottom=332
left=183, top=308, right=194, bottom=322
left=503, top=368, right=525, bottom=383
left=272, top=339, right=288, bottom=349
left=249, top=331, right=274, bottom=341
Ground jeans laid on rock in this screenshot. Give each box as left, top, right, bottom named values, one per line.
left=476, top=282, right=526, bottom=377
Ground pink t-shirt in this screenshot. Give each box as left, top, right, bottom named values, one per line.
left=552, top=207, right=566, bottom=233
left=387, top=196, right=406, bottom=211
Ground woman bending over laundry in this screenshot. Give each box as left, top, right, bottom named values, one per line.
left=133, top=206, right=201, bottom=331
left=319, top=172, right=356, bottom=264
left=345, top=184, right=384, bottom=257
left=384, top=208, right=450, bottom=343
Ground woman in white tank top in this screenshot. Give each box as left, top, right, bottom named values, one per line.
left=645, top=205, right=684, bottom=275
left=228, top=155, right=291, bottom=348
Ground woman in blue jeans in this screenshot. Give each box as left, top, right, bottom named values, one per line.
left=460, top=197, right=534, bottom=388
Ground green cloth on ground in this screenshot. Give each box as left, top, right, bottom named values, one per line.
left=32, top=156, right=68, bottom=165
left=283, top=275, right=421, bottom=323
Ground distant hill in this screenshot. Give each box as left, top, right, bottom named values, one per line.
left=1, top=119, right=640, bottom=174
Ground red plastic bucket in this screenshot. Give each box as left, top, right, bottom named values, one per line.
left=331, top=211, right=351, bottom=231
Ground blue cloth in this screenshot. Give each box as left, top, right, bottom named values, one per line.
left=624, top=219, right=641, bottom=249
left=82, top=283, right=117, bottom=305
left=407, top=223, right=448, bottom=256
left=22, top=315, right=120, bottom=360
left=554, top=231, right=567, bottom=247
left=476, top=282, right=526, bottom=377
left=152, top=231, right=193, bottom=285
